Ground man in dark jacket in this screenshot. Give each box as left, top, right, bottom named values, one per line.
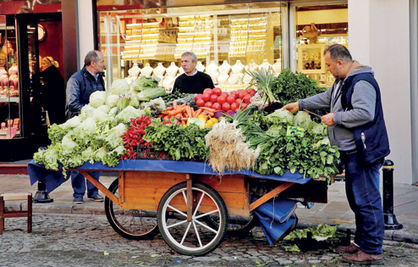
left=173, top=51, right=214, bottom=94
left=65, top=50, right=105, bottom=204
left=283, top=44, right=389, bottom=265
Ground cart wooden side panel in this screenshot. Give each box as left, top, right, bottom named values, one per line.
left=118, top=171, right=250, bottom=217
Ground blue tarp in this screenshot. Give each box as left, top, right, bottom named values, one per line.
left=28, top=159, right=311, bottom=193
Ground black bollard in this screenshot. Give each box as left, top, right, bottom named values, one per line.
left=382, top=160, right=403, bottom=230
left=33, top=178, right=54, bottom=203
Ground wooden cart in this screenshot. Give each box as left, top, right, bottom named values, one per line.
left=66, top=160, right=328, bottom=256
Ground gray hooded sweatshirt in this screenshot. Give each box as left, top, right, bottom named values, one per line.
left=298, top=65, right=376, bottom=151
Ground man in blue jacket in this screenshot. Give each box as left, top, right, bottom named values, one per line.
left=65, top=50, right=105, bottom=204
left=283, top=44, right=389, bottom=265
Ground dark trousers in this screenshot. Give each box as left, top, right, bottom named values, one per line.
left=70, top=171, right=101, bottom=199
left=342, top=151, right=384, bottom=255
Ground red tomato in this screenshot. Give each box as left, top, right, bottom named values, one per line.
left=217, top=95, right=226, bottom=104
left=247, top=88, right=256, bottom=96
left=212, top=87, right=222, bottom=95
left=222, top=102, right=230, bottom=111
left=239, top=103, right=247, bottom=110
left=203, top=88, right=213, bottom=95
left=195, top=94, right=203, bottom=100
left=226, top=95, right=236, bottom=104
left=205, top=101, right=213, bottom=108
left=238, top=90, right=247, bottom=99
left=201, top=93, right=210, bottom=101
left=230, top=102, right=238, bottom=111
left=210, top=94, right=218, bottom=102
left=235, top=98, right=243, bottom=105
left=243, top=94, right=251, bottom=103
left=220, top=92, right=228, bottom=98
left=196, top=98, right=205, bottom=106
left=212, top=102, right=221, bottom=111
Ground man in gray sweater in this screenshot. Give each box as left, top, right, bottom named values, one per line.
left=283, top=44, right=389, bottom=265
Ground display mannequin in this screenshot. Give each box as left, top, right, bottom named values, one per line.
left=166, top=62, right=179, bottom=77
left=217, top=72, right=229, bottom=84
left=218, top=60, right=231, bottom=74
left=259, top=59, right=272, bottom=71
left=231, top=60, right=244, bottom=74
left=272, top=59, right=282, bottom=75
left=205, top=60, right=219, bottom=83
left=153, top=63, right=166, bottom=80
left=196, top=61, right=205, bottom=72
left=141, top=63, right=153, bottom=77
left=128, top=63, right=141, bottom=80
left=246, top=59, right=258, bottom=72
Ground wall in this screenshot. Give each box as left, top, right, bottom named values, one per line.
left=348, top=0, right=413, bottom=184
left=77, top=0, right=95, bottom=68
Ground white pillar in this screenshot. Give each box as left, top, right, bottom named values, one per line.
left=348, top=0, right=413, bottom=184
left=77, top=0, right=95, bottom=68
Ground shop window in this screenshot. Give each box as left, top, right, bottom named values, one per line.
left=97, top=1, right=285, bottom=92
left=294, top=4, right=348, bottom=88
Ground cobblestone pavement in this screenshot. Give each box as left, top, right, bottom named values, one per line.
left=0, top=214, right=417, bottom=267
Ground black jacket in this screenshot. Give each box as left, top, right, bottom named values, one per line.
left=39, top=65, right=66, bottom=124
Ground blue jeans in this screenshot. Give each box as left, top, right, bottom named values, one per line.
left=342, top=151, right=384, bottom=255
left=70, top=171, right=101, bottom=199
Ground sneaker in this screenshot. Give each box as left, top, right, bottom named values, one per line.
left=73, top=197, right=84, bottom=204
left=88, top=194, right=104, bottom=202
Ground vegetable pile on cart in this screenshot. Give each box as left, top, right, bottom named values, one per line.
left=32, top=69, right=340, bottom=256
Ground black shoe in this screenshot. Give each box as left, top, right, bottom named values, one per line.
left=73, top=197, right=84, bottom=204
left=88, top=195, right=104, bottom=202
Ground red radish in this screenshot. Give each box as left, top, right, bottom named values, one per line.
left=202, top=93, right=210, bottom=101
left=210, top=94, right=218, bottom=102
left=212, top=88, right=222, bottom=95
left=203, top=88, right=212, bottom=95
left=222, top=102, right=230, bottom=111
left=205, top=102, right=213, bottom=108
left=196, top=98, right=205, bottom=106
left=212, top=102, right=221, bottom=111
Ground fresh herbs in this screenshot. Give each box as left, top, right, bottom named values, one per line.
left=143, top=119, right=209, bottom=161
left=247, top=68, right=277, bottom=103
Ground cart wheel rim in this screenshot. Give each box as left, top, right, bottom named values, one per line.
left=159, top=184, right=226, bottom=253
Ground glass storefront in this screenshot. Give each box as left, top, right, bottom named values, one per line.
left=96, top=0, right=348, bottom=90
left=97, top=1, right=285, bottom=91
left=293, top=3, right=348, bottom=88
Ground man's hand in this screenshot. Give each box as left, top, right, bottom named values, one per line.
left=281, top=101, right=299, bottom=114
left=321, top=112, right=335, bottom=126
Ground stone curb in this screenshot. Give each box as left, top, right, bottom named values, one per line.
left=27, top=203, right=418, bottom=245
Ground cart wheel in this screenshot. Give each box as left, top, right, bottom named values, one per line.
left=105, top=178, right=159, bottom=240
left=205, top=212, right=257, bottom=236
left=157, top=182, right=227, bottom=256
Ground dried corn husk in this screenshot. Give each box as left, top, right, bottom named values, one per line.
left=205, top=120, right=259, bottom=173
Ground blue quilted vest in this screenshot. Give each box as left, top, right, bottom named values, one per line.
left=340, top=73, right=390, bottom=165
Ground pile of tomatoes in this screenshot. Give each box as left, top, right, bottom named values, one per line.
left=195, top=87, right=256, bottom=112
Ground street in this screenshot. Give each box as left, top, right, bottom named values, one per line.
left=0, top=214, right=417, bottom=266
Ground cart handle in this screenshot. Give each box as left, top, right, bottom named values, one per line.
left=249, top=182, right=294, bottom=211
left=79, top=171, right=119, bottom=205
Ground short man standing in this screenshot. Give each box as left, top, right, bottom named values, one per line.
left=283, top=44, right=389, bottom=265
left=173, top=51, right=214, bottom=94
left=65, top=50, right=106, bottom=204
